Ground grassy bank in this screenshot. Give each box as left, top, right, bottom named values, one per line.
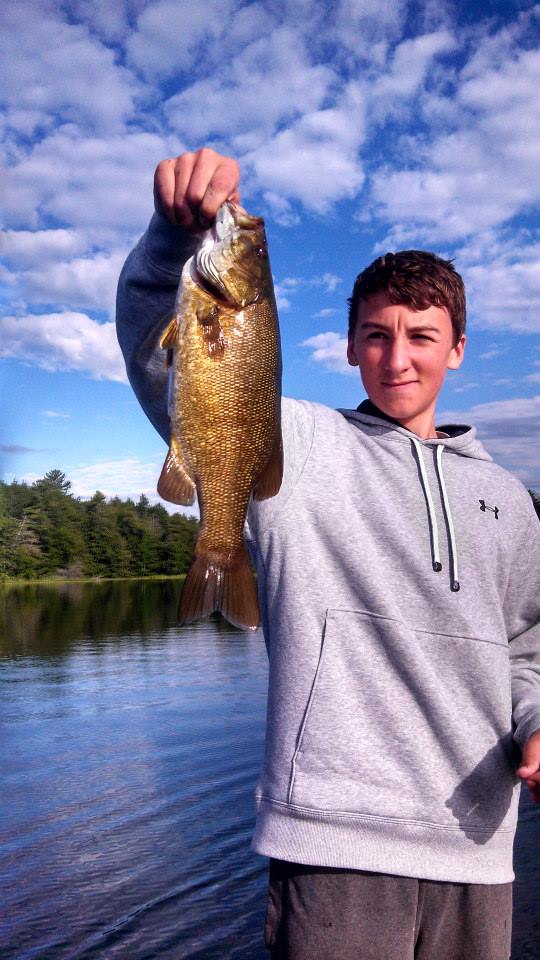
left=0, top=574, right=187, bottom=588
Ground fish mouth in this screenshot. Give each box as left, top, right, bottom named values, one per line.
left=191, top=201, right=265, bottom=306
left=215, top=201, right=263, bottom=238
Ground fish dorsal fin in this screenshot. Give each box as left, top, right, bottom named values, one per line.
left=159, top=315, right=180, bottom=350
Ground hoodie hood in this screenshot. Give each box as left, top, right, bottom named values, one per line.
left=340, top=400, right=493, bottom=462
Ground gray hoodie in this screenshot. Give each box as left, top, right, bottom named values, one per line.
left=117, top=213, right=540, bottom=884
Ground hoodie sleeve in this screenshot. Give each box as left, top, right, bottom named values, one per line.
left=116, top=212, right=198, bottom=443
left=506, top=490, right=540, bottom=748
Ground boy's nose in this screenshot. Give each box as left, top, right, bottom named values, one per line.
left=384, top=338, right=411, bottom=374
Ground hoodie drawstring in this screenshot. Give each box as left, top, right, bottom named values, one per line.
left=434, top=444, right=460, bottom=592
left=411, top=438, right=442, bottom=573
left=411, top=439, right=460, bottom=592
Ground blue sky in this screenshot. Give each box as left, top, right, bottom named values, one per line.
left=2, top=0, right=540, bottom=505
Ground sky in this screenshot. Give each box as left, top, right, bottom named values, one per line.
left=2, top=0, right=540, bottom=507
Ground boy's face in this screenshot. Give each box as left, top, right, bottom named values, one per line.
left=347, top=291, right=466, bottom=439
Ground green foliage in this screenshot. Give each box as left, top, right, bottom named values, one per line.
left=0, top=472, right=198, bottom=581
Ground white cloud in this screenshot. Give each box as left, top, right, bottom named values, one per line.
left=70, top=0, right=147, bottom=44
left=126, top=0, right=234, bottom=78
left=263, top=192, right=300, bottom=227
left=65, top=456, right=198, bottom=515
left=246, top=83, right=366, bottom=213
left=41, top=410, right=70, bottom=419
left=21, top=251, right=128, bottom=317
left=0, top=2, right=137, bottom=137
left=478, top=349, right=503, bottom=360
left=1, top=229, right=88, bottom=267
left=313, top=308, right=339, bottom=319
left=321, top=273, right=341, bottom=293
left=273, top=272, right=344, bottom=311
left=273, top=284, right=292, bottom=312
left=437, top=395, right=540, bottom=486
left=224, top=1, right=275, bottom=45
left=459, top=6, right=540, bottom=84
left=302, top=332, right=354, bottom=375
left=3, top=129, right=178, bottom=237
left=452, top=381, right=479, bottom=393
left=369, top=16, right=540, bottom=245
left=371, top=30, right=457, bottom=114
left=463, top=243, right=540, bottom=333
left=332, top=0, right=407, bottom=58
left=0, top=313, right=127, bottom=382
left=164, top=26, right=335, bottom=143
left=68, top=456, right=161, bottom=500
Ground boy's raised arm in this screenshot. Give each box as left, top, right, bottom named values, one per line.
left=116, top=148, right=241, bottom=441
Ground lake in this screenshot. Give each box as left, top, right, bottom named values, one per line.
left=0, top=580, right=538, bottom=959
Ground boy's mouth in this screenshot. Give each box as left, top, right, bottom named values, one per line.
left=381, top=380, right=418, bottom=388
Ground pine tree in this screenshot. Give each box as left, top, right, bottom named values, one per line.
left=0, top=476, right=198, bottom=580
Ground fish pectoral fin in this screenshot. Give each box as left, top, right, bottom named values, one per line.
left=157, top=438, right=196, bottom=505
left=253, top=431, right=283, bottom=501
left=178, top=545, right=260, bottom=630
left=196, top=303, right=225, bottom=358
left=159, top=315, right=180, bottom=350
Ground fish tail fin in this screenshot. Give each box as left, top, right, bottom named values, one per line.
left=179, top=545, right=260, bottom=631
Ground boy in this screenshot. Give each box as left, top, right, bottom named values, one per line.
left=116, top=148, right=540, bottom=960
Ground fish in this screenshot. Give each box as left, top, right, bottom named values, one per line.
left=157, top=201, right=282, bottom=630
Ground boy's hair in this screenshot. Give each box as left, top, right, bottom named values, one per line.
left=347, top=250, right=466, bottom=345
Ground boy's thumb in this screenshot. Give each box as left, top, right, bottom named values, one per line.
left=516, top=738, right=540, bottom=776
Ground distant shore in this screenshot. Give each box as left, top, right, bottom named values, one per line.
left=0, top=574, right=187, bottom=588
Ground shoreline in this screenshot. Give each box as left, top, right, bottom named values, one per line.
left=0, top=574, right=187, bottom=588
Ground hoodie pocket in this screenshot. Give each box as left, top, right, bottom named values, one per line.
left=289, top=608, right=515, bottom=828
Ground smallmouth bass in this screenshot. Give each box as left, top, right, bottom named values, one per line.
left=157, top=201, right=282, bottom=630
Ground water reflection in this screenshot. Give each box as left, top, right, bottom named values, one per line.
left=0, top=581, right=538, bottom=959
left=0, top=579, right=188, bottom=657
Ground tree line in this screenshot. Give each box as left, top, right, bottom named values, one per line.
left=1, top=469, right=539, bottom=582
left=0, top=470, right=198, bottom=580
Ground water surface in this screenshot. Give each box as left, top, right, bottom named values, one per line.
left=0, top=581, right=538, bottom=959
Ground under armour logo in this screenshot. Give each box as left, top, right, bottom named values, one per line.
left=479, top=499, right=499, bottom=519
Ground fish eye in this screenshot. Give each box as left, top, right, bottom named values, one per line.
left=256, top=247, right=267, bottom=258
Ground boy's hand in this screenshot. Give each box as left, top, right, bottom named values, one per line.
left=516, top=729, right=540, bottom=802
left=153, top=147, right=241, bottom=233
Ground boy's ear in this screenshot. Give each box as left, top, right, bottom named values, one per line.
left=347, top=337, right=359, bottom=367
left=447, top=335, right=466, bottom=370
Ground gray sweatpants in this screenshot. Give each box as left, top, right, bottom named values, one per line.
left=265, top=860, right=512, bottom=960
